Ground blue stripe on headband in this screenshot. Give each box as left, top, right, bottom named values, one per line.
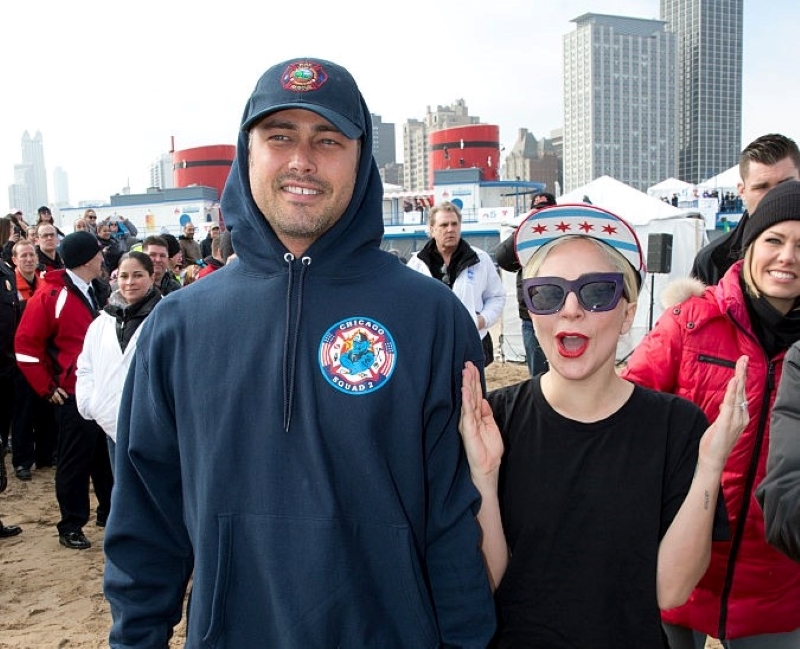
left=517, top=236, right=640, bottom=254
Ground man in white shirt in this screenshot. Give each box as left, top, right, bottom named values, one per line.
left=407, top=201, right=506, bottom=365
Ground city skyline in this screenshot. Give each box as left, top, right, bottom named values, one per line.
left=2, top=0, right=797, bottom=206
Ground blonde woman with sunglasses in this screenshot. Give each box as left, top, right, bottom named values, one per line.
left=460, top=204, right=749, bottom=648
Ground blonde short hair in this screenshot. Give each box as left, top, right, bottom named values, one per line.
left=522, top=235, right=640, bottom=304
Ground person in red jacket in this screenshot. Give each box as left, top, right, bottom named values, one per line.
left=12, top=240, right=41, bottom=301
left=15, top=231, right=113, bottom=550
left=196, top=237, right=225, bottom=279
left=10, top=240, right=57, bottom=480
left=623, top=181, right=800, bottom=647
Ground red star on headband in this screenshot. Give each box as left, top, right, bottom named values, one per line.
left=578, top=221, right=594, bottom=232
left=556, top=221, right=571, bottom=232
left=602, top=224, right=618, bottom=234
left=532, top=223, right=548, bottom=234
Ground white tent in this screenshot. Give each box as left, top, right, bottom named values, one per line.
left=697, top=165, right=741, bottom=192
left=559, top=175, right=687, bottom=222
left=498, top=176, right=708, bottom=365
left=647, top=177, right=695, bottom=200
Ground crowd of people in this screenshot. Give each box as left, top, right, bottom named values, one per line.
left=657, top=190, right=744, bottom=215
left=0, top=206, right=232, bottom=552
left=1, top=56, right=798, bottom=648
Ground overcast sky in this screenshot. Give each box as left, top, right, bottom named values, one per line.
left=3, top=0, right=798, bottom=207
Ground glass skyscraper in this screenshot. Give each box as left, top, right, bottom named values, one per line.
left=21, top=130, right=49, bottom=208
left=563, top=14, right=677, bottom=193
left=661, top=0, right=743, bottom=184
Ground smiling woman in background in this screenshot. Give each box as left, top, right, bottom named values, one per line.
left=624, top=181, right=800, bottom=647
left=76, top=252, right=161, bottom=469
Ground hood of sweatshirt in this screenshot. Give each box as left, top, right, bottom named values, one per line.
left=217, top=59, right=386, bottom=430
left=221, top=72, right=383, bottom=280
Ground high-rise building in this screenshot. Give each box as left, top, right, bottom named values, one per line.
left=150, top=153, right=174, bottom=191
left=504, top=129, right=540, bottom=179
left=371, top=114, right=396, bottom=169
left=53, top=166, right=70, bottom=208
left=502, top=128, right=562, bottom=193
left=549, top=128, right=564, bottom=163
left=661, top=0, right=743, bottom=184
left=402, top=100, right=479, bottom=192
left=403, top=119, right=428, bottom=193
left=20, top=131, right=49, bottom=208
left=8, top=168, right=31, bottom=217
left=563, top=14, right=677, bottom=192
left=380, top=162, right=404, bottom=187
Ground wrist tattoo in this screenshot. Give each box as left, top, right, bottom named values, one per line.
left=704, top=489, right=710, bottom=510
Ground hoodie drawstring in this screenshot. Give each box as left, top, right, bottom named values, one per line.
left=282, top=253, right=311, bottom=431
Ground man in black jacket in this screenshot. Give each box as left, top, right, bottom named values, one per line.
left=0, top=258, right=16, bottom=453
left=0, top=260, right=22, bottom=538
left=495, top=191, right=557, bottom=376
left=142, top=236, right=181, bottom=295
left=35, top=223, right=64, bottom=273
left=200, top=223, right=220, bottom=259
left=0, top=443, right=22, bottom=538
left=691, top=134, right=800, bottom=285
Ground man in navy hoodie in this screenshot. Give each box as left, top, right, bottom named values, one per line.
left=104, top=58, right=496, bottom=647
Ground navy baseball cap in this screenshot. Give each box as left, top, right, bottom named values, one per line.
left=241, top=58, right=365, bottom=139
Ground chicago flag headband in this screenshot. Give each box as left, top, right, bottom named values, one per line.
left=514, top=203, right=646, bottom=287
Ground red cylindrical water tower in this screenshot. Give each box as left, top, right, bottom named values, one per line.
left=429, top=124, right=500, bottom=187
left=173, top=145, right=236, bottom=197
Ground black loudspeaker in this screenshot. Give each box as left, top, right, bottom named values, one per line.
left=647, top=233, right=673, bottom=274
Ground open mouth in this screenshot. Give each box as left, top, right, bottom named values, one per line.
left=556, top=333, right=589, bottom=358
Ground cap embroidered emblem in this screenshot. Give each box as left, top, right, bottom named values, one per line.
left=281, top=61, right=329, bottom=93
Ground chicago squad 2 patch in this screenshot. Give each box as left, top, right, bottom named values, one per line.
left=319, top=317, right=396, bottom=395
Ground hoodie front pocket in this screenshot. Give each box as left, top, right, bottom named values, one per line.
left=198, top=513, right=439, bottom=648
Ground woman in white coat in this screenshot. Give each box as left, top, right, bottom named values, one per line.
left=76, top=252, right=161, bottom=470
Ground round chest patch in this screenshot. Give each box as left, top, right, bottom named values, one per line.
left=319, top=317, right=397, bottom=395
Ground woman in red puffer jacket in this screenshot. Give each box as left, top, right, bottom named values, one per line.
left=624, top=181, right=800, bottom=648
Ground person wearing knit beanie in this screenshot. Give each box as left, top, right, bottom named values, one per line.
left=624, top=175, right=800, bottom=646
left=742, top=180, right=800, bottom=250
left=160, top=232, right=181, bottom=260
left=59, top=231, right=103, bottom=269
left=159, top=232, right=183, bottom=273
left=15, top=227, right=112, bottom=552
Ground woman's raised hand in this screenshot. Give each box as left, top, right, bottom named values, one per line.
left=459, top=361, right=504, bottom=488
left=700, top=355, right=750, bottom=472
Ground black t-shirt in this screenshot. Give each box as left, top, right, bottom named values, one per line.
left=487, top=378, right=709, bottom=648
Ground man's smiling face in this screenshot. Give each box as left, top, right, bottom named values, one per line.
left=247, top=108, right=360, bottom=256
